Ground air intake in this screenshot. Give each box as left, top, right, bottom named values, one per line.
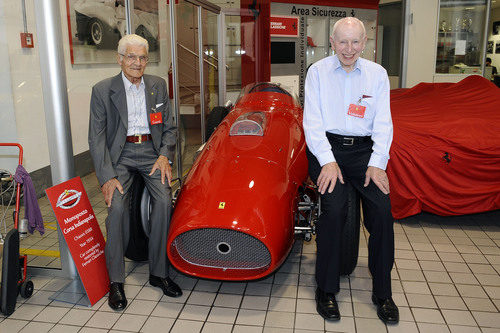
left=172, top=228, right=271, bottom=270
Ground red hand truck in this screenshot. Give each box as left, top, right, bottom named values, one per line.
left=0, top=143, right=34, bottom=315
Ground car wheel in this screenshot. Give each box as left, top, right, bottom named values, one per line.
left=206, top=106, right=230, bottom=140
left=339, top=183, right=361, bottom=276
left=125, top=175, right=150, bottom=261
left=136, top=25, right=157, bottom=52
left=88, top=18, right=119, bottom=49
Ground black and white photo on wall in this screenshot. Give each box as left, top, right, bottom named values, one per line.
left=496, top=41, right=500, bottom=54
left=487, top=41, right=494, bottom=54
left=494, top=21, right=500, bottom=35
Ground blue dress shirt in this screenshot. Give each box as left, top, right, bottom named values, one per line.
left=303, top=55, right=393, bottom=170
left=122, top=72, right=150, bottom=136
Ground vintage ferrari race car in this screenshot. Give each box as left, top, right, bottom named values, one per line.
left=125, top=83, right=361, bottom=281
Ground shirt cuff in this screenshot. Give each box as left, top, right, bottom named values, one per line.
left=317, top=151, right=336, bottom=167
left=368, top=153, right=389, bottom=170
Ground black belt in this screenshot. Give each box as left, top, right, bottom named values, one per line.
left=326, top=132, right=372, bottom=146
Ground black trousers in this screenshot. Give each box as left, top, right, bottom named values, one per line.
left=307, top=133, right=394, bottom=298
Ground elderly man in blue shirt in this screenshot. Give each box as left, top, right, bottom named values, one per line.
left=303, top=17, right=398, bottom=323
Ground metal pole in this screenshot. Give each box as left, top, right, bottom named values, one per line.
left=169, top=0, right=182, bottom=179
left=33, top=0, right=77, bottom=278
left=198, top=6, right=206, bottom=143
left=399, top=0, right=410, bottom=88
left=218, top=12, right=226, bottom=106
left=124, top=0, right=133, bottom=34
left=481, top=0, right=491, bottom=78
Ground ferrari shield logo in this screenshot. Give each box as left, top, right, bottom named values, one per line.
left=218, top=202, right=226, bottom=209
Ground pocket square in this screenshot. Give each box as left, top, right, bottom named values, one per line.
left=155, top=103, right=163, bottom=108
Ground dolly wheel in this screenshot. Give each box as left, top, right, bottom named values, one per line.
left=20, top=280, right=34, bottom=298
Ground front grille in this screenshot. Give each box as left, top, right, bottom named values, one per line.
left=172, top=228, right=271, bottom=270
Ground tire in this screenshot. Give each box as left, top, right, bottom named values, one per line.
left=136, top=25, right=158, bottom=52
left=125, top=175, right=150, bottom=261
left=339, top=183, right=361, bottom=276
left=206, top=106, right=230, bottom=140
left=19, top=280, right=34, bottom=299
left=88, top=18, right=119, bottom=49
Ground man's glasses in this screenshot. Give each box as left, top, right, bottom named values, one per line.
left=120, top=53, right=149, bottom=64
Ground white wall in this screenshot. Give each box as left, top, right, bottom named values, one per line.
left=0, top=0, right=20, bottom=173
left=405, top=0, right=439, bottom=87
left=0, top=0, right=171, bottom=173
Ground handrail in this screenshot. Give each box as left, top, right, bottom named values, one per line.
left=178, top=43, right=217, bottom=69
left=177, top=42, right=229, bottom=71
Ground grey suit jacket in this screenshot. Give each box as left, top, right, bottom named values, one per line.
left=88, top=73, right=177, bottom=186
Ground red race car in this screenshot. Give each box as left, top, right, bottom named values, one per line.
left=124, top=83, right=361, bottom=281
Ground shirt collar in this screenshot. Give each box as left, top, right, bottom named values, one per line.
left=121, top=71, right=144, bottom=90
left=332, top=54, right=362, bottom=73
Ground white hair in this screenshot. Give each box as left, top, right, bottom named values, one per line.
left=331, top=17, right=366, bottom=41
left=117, top=34, right=149, bottom=55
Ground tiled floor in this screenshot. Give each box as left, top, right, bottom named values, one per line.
left=1, top=173, right=499, bottom=332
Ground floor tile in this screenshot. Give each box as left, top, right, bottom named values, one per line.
left=207, top=307, right=238, bottom=324
left=201, top=322, right=233, bottom=333
left=268, top=297, right=296, bottom=312
left=241, top=296, right=270, bottom=310
left=472, top=311, right=500, bottom=328
left=0, top=319, right=29, bottom=333
left=264, top=311, right=295, bottom=328
left=236, top=309, right=267, bottom=326
left=214, top=293, right=243, bottom=308
left=411, top=307, right=445, bottom=324
left=406, top=293, right=437, bottom=308
left=179, top=304, right=211, bottom=321
left=19, top=321, right=54, bottom=333
left=354, top=317, right=386, bottom=333
left=170, top=319, right=204, bottom=333
left=294, top=312, right=324, bottom=331
left=140, top=316, right=175, bottom=333
left=463, top=297, right=497, bottom=312
left=85, top=311, right=121, bottom=329
left=33, top=306, right=70, bottom=323
left=9, top=304, right=45, bottom=320
left=112, top=313, right=148, bottom=331
left=324, top=316, right=355, bottom=333
left=59, top=308, right=94, bottom=326
left=441, top=309, right=475, bottom=326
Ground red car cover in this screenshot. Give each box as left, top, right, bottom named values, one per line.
left=388, top=76, right=500, bottom=219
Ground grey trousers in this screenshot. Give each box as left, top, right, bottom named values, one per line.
left=105, top=140, right=172, bottom=283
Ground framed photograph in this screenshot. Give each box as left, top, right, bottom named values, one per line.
left=494, top=21, right=500, bottom=35
left=487, top=41, right=494, bottom=54
left=496, top=42, right=500, bottom=54
left=65, top=0, right=160, bottom=64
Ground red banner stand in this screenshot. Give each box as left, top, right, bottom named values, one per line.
left=46, top=177, right=109, bottom=306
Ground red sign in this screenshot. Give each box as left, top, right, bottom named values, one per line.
left=46, top=177, right=109, bottom=306
left=270, top=16, right=299, bottom=37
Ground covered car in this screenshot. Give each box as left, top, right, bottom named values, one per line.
left=388, top=76, right=500, bottom=219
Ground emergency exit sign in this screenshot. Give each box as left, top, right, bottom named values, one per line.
left=270, top=16, right=299, bottom=37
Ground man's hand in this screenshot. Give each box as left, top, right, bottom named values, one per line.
left=149, top=155, right=172, bottom=186
left=364, top=166, right=390, bottom=194
left=102, top=178, right=123, bottom=207
left=317, top=162, right=344, bottom=194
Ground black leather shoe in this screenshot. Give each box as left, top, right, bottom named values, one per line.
left=108, top=282, right=127, bottom=310
left=149, top=275, right=183, bottom=297
left=315, top=288, right=340, bottom=321
left=372, top=294, right=399, bottom=323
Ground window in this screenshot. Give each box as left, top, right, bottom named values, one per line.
left=436, top=1, right=488, bottom=74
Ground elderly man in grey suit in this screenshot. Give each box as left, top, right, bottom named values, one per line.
left=89, top=34, right=182, bottom=311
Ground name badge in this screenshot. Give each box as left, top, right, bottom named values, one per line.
left=150, top=112, right=162, bottom=125
left=348, top=104, right=366, bottom=118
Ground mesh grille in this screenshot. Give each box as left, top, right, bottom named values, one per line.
left=172, top=228, right=271, bottom=270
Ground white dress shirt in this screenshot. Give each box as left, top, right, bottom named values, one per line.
left=303, top=55, right=393, bottom=170
left=122, top=72, right=150, bottom=136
